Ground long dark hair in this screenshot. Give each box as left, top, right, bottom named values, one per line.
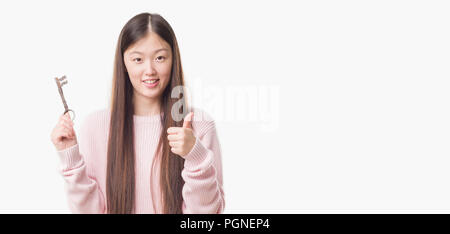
left=107, top=12, right=188, bottom=214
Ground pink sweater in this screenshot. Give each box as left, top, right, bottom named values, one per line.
left=56, top=108, right=225, bottom=214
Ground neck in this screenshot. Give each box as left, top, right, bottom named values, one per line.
left=132, top=92, right=161, bottom=116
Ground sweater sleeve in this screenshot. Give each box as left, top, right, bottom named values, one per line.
left=181, top=120, right=225, bottom=214
left=56, top=120, right=106, bottom=214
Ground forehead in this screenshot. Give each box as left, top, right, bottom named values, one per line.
left=126, top=31, right=171, bottom=55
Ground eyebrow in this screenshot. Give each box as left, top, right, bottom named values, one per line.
left=128, top=48, right=169, bottom=55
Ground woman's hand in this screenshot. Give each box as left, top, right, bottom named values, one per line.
left=167, top=112, right=196, bottom=157
left=51, top=112, right=77, bottom=151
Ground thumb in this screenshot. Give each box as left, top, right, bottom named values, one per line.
left=182, top=112, right=194, bottom=129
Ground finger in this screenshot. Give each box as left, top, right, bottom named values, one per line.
left=59, top=128, right=72, bottom=139
left=167, top=127, right=181, bottom=135
left=60, top=118, right=72, bottom=126
left=59, top=124, right=74, bottom=136
left=65, top=118, right=74, bottom=126
left=182, top=112, right=193, bottom=129
left=61, top=118, right=74, bottom=127
left=61, top=112, right=69, bottom=120
left=170, top=147, right=180, bottom=155
left=168, top=141, right=181, bottom=147
left=62, top=112, right=74, bottom=124
left=167, top=134, right=181, bottom=141
left=61, top=122, right=73, bottom=131
left=62, top=126, right=73, bottom=136
left=59, top=119, right=71, bottom=129
left=59, top=114, right=67, bottom=123
left=64, top=113, right=73, bottom=124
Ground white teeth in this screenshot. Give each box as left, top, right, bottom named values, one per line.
left=143, top=80, right=158, bottom=84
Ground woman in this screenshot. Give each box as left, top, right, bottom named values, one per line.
left=50, top=12, right=225, bottom=214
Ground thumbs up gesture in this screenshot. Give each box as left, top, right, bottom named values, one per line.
left=167, top=112, right=197, bottom=157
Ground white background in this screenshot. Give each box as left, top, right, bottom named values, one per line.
left=0, top=0, right=449, bottom=213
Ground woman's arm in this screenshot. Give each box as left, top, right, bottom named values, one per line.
left=57, top=144, right=106, bottom=214
left=54, top=112, right=107, bottom=214
left=181, top=121, right=225, bottom=214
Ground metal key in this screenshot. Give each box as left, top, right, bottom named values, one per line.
left=54, top=75, right=75, bottom=121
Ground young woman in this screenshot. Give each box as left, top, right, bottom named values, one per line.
left=50, top=13, right=225, bottom=214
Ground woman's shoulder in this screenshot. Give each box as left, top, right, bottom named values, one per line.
left=79, top=108, right=111, bottom=136
left=83, top=108, right=110, bottom=125
left=77, top=108, right=111, bottom=156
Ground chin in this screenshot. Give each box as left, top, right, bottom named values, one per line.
left=142, top=91, right=162, bottom=99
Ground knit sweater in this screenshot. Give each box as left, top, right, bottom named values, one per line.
left=56, top=108, right=225, bottom=214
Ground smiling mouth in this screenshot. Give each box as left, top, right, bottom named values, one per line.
left=143, top=79, right=159, bottom=84
left=142, top=78, right=160, bottom=88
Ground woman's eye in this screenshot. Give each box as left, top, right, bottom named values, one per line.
left=133, top=58, right=142, bottom=62
left=156, top=56, right=165, bottom=62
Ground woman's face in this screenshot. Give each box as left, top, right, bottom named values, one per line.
left=124, top=31, right=173, bottom=102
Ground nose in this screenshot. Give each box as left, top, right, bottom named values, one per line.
left=144, top=60, right=157, bottom=76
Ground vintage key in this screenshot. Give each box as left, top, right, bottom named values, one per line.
left=54, top=75, right=75, bottom=121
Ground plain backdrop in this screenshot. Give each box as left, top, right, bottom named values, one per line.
left=0, top=0, right=450, bottom=214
